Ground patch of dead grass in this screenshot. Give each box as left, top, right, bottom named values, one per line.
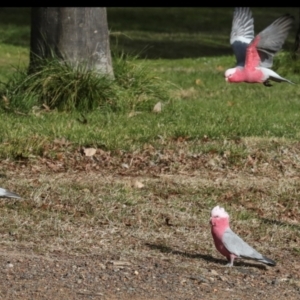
left=0, top=140, right=299, bottom=276
left=0, top=140, right=300, bottom=297
left=171, top=87, right=200, bottom=100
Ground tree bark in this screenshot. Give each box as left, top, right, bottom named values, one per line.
left=29, top=7, right=114, bottom=77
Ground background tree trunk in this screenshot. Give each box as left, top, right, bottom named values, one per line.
left=29, top=7, right=114, bottom=77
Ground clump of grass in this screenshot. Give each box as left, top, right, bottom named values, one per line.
left=272, top=51, right=300, bottom=76
left=1, top=61, right=116, bottom=112
left=0, top=52, right=171, bottom=113
left=113, top=52, right=172, bottom=111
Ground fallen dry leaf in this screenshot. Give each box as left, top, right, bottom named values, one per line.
left=83, top=148, right=97, bottom=157
left=128, top=111, right=142, bottom=118
left=195, top=79, right=202, bottom=85
left=54, top=137, right=71, bottom=146
left=42, top=103, right=51, bottom=111
left=2, top=95, right=9, bottom=106
left=132, top=180, right=144, bottom=189
left=153, top=102, right=162, bottom=113
left=110, top=260, right=131, bottom=266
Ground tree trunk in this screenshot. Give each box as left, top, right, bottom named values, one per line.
left=29, top=7, right=114, bottom=77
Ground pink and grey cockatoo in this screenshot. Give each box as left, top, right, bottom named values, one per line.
left=210, top=205, right=276, bottom=267
left=225, top=7, right=294, bottom=87
left=0, top=187, right=21, bottom=199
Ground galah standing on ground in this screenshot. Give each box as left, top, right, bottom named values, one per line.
left=0, top=187, right=21, bottom=199
left=225, top=7, right=294, bottom=86
left=210, top=205, right=276, bottom=267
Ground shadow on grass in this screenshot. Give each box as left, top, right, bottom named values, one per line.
left=110, top=36, right=231, bottom=59
left=107, top=7, right=296, bottom=59
left=261, top=218, right=300, bottom=230
left=0, top=7, right=296, bottom=59
left=0, top=8, right=31, bottom=26
left=145, top=243, right=269, bottom=270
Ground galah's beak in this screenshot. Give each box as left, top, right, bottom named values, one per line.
left=225, top=77, right=228, bottom=82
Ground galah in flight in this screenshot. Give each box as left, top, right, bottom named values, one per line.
left=210, top=205, right=276, bottom=267
left=225, top=7, right=294, bottom=86
left=0, top=187, right=21, bottom=199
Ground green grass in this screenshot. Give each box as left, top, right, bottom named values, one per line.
left=0, top=8, right=300, bottom=159
left=1, top=54, right=300, bottom=158
left=1, top=10, right=300, bottom=292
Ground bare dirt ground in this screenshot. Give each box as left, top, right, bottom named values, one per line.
left=0, top=246, right=299, bottom=300
left=0, top=139, right=300, bottom=299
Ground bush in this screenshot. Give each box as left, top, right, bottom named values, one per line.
left=0, top=53, right=172, bottom=113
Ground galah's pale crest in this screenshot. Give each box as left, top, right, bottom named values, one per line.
left=0, top=187, right=21, bottom=199
left=225, top=7, right=294, bottom=86
left=210, top=205, right=276, bottom=267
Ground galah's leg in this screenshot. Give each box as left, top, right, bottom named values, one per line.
left=225, top=255, right=234, bottom=267
left=263, top=80, right=272, bottom=87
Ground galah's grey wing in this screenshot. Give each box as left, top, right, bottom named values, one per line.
left=222, top=228, right=262, bottom=259
left=230, top=7, right=254, bottom=67
left=0, top=187, right=21, bottom=199
left=256, top=14, right=294, bottom=68
left=222, top=228, right=273, bottom=264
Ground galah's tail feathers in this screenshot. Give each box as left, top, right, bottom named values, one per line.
left=0, top=187, right=21, bottom=199
left=262, top=68, right=295, bottom=84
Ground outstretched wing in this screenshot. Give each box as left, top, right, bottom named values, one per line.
left=256, top=14, right=294, bottom=68
left=230, top=7, right=254, bottom=67
left=222, top=228, right=264, bottom=260
left=0, top=187, right=21, bottom=199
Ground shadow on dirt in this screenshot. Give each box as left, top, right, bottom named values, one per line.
left=145, top=242, right=269, bottom=270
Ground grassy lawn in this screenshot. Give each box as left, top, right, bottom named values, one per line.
left=0, top=8, right=300, bottom=298
left=0, top=8, right=299, bottom=157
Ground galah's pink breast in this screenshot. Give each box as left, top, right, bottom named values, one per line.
left=228, top=68, right=265, bottom=83
left=244, top=68, right=264, bottom=83
left=211, top=227, right=232, bottom=260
